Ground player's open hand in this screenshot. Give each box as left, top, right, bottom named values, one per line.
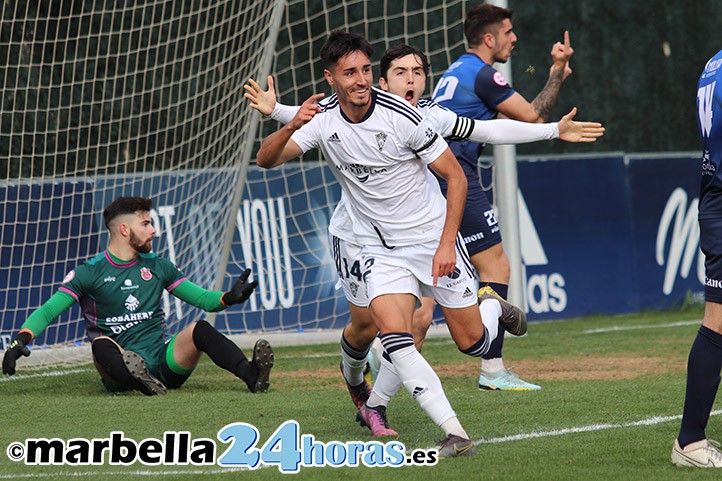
left=431, top=242, right=457, bottom=287
left=558, top=107, right=605, bottom=143
left=289, top=93, right=324, bottom=130
left=2, top=338, right=31, bottom=375
left=222, top=268, right=259, bottom=306
left=244, top=76, right=277, bottom=116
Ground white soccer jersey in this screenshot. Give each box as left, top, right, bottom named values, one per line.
left=273, top=95, right=557, bottom=242
left=291, top=88, right=449, bottom=247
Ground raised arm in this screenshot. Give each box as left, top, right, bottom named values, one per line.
left=244, top=76, right=301, bottom=124
left=256, top=93, right=324, bottom=169
left=495, top=31, right=574, bottom=123
left=426, top=147, right=467, bottom=286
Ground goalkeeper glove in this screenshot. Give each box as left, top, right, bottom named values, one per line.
left=3, top=331, right=32, bottom=375
left=221, top=268, right=258, bottom=306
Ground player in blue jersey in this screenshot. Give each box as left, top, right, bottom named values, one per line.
left=2, top=196, right=274, bottom=396
left=431, top=3, right=574, bottom=391
left=671, top=49, right=722, bottom=468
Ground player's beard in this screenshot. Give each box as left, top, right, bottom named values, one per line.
left=129, top=229, right=153, bottom=254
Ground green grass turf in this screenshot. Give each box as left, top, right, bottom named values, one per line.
left=2, top=306, right=720, bottom=480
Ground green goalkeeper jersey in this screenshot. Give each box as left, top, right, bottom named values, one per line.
left=58, top=250, right=186, bottom=351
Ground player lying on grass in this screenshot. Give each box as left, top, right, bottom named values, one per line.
left=244, top=43, right=603, bottom=428
left=2, top=196, right=274, bottom=396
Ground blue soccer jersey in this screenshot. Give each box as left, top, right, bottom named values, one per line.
left=697, top=49, right=722, bottom=303
left=432, top=52, right=515, bottom=174
left=698, top=48, right=722, bottom=209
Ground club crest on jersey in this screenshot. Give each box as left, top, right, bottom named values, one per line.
left=140, top=267, right=152, bottom=281
left=375, top=132, right=387, bottom=151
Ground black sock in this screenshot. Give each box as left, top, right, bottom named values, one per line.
left=678, top=326, right=722, bottom=448
left=481, top=282, right=508, bottom=360
left=192, top=320, right=255, bottom=383
left=91, top=338, right=136, bottom=390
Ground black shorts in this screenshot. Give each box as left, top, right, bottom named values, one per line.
left=437, top=168, right=502, bottom=256
left=700, top=214, right=722, bottom=304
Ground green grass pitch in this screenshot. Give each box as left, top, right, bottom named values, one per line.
left=1, top=305, right=720, bottom=480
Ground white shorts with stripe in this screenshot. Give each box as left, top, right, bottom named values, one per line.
left=363, top=235, right=478, bottom=308
left=331, top=233, right=371, bottom=307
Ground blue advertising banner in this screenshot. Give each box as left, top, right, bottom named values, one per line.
left=626, top=154, right=702, bottom=309
left=0, top=153, right=705, bottom=346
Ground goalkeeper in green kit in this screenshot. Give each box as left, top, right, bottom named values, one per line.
left=2, top=196, right=273, bottom=396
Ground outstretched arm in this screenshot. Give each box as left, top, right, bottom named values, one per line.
left=453, top=108, right=604, bottom=144
left=256, top=93, right=324, bottom=169
left=171, top=269, right=258, bottom=312
left=244, top=76, right=301, bottom=124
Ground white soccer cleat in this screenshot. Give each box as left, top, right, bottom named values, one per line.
left=671, top=438, right=722, bottom=468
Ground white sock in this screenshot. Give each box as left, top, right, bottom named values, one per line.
left=382, top=337, right=459, bottom=429
left=479, top=298, right=501, bottom=341
left=367, top=353, right=402, bottom=407
left=340, top=336, right=369, bottom=386
left=481, top=357, right=505, bottom=373
left=440, top=417, right=469, bottom=439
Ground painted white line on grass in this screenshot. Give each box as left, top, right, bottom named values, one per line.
left=0, top=368, right=93, bottom=382
left=582, top=320, right=701, bottom=334
left=473, top=409, right=722, bottom=446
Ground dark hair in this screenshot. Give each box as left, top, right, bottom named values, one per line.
left=102, top=196, right=153, bottom=228
left=319, top=30, right=374, bottom=69
left=379, top=44, right=430, bottom=80
left=464, top=3, right=514, bottom=48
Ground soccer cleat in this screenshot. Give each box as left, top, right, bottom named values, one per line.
left=341, top=361, right=371, bottom=409
left=437, top=434, right=476, bottom=458
left=356, top=404, right=398, bottom=436
left=478, top=286, right=527, bottom=336
left=478, top=369, right=541, bottom=391
left=672, top=438, right=722, bottom=468
left=122, top=350, right=167, bottom=396
left=247, top=339, right=274, bottom=393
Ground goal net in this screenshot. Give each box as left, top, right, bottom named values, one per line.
left=1, top=0, right=471, bottom=367
left=0, top=0, right=285, bottom=365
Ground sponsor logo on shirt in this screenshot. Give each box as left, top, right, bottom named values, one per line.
left=125, top=294, right=140, bottom=311
left=328, top=132, right=341, bottom=143
left=336, top=163, right=389, bottom=183
left=103, top=276, right=116, bottom=283
left=121, top=279, right=138, bottom=291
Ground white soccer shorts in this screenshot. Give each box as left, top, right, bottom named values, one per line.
left=363, top=235, right=478, bottom=308
left=330, top=233, right=371, bottom=307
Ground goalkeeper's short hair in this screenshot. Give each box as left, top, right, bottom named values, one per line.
left=103, top=196, right=154, bottom=228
